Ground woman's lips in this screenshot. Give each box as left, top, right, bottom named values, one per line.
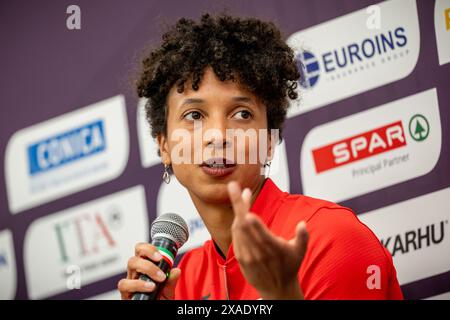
left=202, top=157, right=235, bottom=166
left=200, top=158, right=236, bottom=177
left=200, top=165, right=236, bottom=177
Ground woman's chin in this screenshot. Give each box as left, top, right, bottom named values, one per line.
left=191, top=184, right=231, bottom=205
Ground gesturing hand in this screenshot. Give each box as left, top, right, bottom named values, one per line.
left=227, top=181, right=309, bottom=300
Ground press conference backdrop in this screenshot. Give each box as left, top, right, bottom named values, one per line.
left=0, top=0, right=449, bottom=300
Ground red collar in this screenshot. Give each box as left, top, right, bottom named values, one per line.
left=212, top=178, right=286, bottom=265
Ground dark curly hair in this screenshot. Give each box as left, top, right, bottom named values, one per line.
left=136, top=13, right=300, bottom=141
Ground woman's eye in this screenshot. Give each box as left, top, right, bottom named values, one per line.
left=233, top=110, right=252, bottom=120
left=184, top=111, right=203, bottom=121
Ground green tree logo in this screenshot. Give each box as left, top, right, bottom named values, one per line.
left=408, top=114, right=429, bottom=142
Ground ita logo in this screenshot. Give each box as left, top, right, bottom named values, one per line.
left=295, top=50, right=320, bottom=89
left=54, top=210, right=120, bottom=263
left=409, top=114, right=429, bottom=142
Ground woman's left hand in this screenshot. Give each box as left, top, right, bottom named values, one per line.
left=227, top=181, right=309, bottom=300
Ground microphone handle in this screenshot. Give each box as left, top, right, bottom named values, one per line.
left=132, top=237, right=178, bottom=300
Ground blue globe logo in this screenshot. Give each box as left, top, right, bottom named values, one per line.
left=295, top=50, right=320, bottom=89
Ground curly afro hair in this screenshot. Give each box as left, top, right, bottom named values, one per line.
left=136, top=13, right=300, bottom=141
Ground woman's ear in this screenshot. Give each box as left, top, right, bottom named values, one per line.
left=266, top=130, right=278, bottom=163
left=157, top=134, right=171, bottom=165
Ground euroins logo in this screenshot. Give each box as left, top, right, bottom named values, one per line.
left=295, top=27, right=408, bottom=89
left=312, top=114, right=429, bottom=174
left=296, top=51, right=320, bottom=88
left=27, top=120, right=106, bottom=175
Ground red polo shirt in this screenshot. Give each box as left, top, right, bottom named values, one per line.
left=174, top=178, right=403, bottom=300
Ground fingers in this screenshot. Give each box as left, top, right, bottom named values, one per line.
left=245, top=213, right=279, bottom=247
left=246, top=214, right=271, bottom=240
left=127, top=256, right=167, bottom=283
left=229, top=183, right=253, bottom=259
left=159, top=268, right=181, bottom=300
left=128, top=243, right=163, bottom=279
left=117, top=278, right=156, bottom=300
left=291, top=221, right=309, bottom=260
left=231, top=213, right=268, bottom=262
left=227, top=181, right=251, bottom=220
left=120, top=242, right=180, bottom=300
left=227, top=180, right=276, bottom=262
left=135, top=242, right=163, bottom=262
left=119, top=266, right=181, bottom=300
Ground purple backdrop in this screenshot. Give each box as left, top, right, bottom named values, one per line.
left=0, top=0, right=449, bottom=299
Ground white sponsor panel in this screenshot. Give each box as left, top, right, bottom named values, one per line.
left=87, top=290, right=121, bottom=300
left=0, top=229, right=17, bottom=299
left=157, top=142, right=289, bottom=253
left=434, top=0, right=450, bottom=65
left=425, top=292, right=450, bottom=300
left=287, top=0, right=420, bottom=117
left=359, top=187, right=450, bottom=285
left=137, top=98, right=161, bottom=168
left=267, top=141, right=290, bottom=193
left=5, top=95, right=130, bottom=214
left=24, top=185, right=148, bottom=299
left=157, top=176, right=210, bottom=254
left=300, top=88, right=441, bottom=202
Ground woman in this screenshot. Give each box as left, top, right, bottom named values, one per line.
left=118, top=13, right=403, bottom=300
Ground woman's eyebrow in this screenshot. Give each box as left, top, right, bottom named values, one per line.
left=180, top=98, right=205, bottom=107
left=232, top=96, right=253, bottom=103
left=179, top=96, right=254, bottom=109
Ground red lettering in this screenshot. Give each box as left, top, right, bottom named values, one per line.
left=312, top=121, right=407, bottom=173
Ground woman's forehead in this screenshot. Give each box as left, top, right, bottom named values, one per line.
left=167, top=68, right=260, bottom=107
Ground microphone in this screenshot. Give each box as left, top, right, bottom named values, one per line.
left=132, top=213, right=189, bottom=300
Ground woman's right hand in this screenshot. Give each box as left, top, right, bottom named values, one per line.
left=117, top=242, right=181, bottom=300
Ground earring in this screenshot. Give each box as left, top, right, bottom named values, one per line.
left=265, top=161, right=271, bottom=178
left=162, top=164, right=171, bottom=184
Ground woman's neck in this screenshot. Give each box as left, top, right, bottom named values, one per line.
left=189, top=178, right=266, bottom=258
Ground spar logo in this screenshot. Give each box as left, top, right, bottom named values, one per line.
left=312, top=114, right=429, bottom=174
left=27, top=120, right=106, bottom=175
left=381, top=220, right=448, bottom=258
left=409, top=114, right=429, bottom=142
left=296, top=50, right=320, bottom=88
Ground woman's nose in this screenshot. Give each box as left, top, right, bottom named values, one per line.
left=203, top=116, right=231, bottom=149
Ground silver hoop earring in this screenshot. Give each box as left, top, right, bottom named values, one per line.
left=162, top=164, right=171, bottom=184
left=265, top=161, right=271, bottom=178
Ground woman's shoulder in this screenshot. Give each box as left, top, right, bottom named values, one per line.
left=263, top=179, right=351, bottom=221
left=276, top=190, right=356, bottom=226
left=275, top=191, right=383, bottom=252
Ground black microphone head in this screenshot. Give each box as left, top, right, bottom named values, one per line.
left=151, top=213, right=189, bottom=249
